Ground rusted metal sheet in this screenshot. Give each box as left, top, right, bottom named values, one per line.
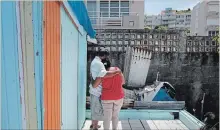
left=43, top=1, right=61, bottom=129
left=20, top=1, right=38, bottom=129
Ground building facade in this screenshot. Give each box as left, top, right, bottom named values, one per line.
left=190, top=0, right=219, bottom=36
left=145, top=8, right=191, bottom=30
left=85, top=0, right=144, bottom=29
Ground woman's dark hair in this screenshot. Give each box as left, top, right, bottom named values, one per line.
left=97, top=50, right=109, bottom=57
left=102, top=59, right=111, bottom=70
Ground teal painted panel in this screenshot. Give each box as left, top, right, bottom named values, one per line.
left=179, top=110, right=204, bottom=130
left=61, top=6, right=79, bottom=129
left=1, top=1, right=22, bottom=129
left=77, top=31, right=87, bottom=129
left=86, top=109, right=176, bottom=120
left=32, top=1, right=43, bottom=129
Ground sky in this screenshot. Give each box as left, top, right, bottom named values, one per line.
left=145, top=0, right=202, bottom=15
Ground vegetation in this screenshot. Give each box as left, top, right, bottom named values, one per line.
left=154, top=25, right=168, bottom=31
left=176, top=8, right=191, bottom=14
left=144, top=26, right=151, bottom=30
left=212, top=27, right=219, bottom=53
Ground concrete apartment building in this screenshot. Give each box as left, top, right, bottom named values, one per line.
left=145, top=8, right=191, bottom=30
left=85, top=0, right=144, bottom=29
left=190, top=0, right=219, bottom=36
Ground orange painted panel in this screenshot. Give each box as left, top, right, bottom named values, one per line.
left=43, top=2, right=61, bottom=129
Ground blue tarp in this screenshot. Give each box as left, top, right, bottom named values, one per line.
left=68, top=1, right=96, bottom=38
left=153, top=88, right=176, bottom=101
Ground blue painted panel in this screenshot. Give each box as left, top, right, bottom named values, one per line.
left=77, top=31, right=87, bottom=129
left=32, top=1, right=43, bottom=129
left=1, top=1, right=22, bottom=129
left=61, top=7, right=79, bottom=129
left=152, top=88, right=175, bottom=101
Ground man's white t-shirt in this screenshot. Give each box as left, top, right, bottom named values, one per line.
left=89, top=56, right=107, bottom=97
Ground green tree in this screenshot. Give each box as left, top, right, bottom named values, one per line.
left=154, top=25, right=168, bottom=31
left=144, top=26, right=151, bottom=30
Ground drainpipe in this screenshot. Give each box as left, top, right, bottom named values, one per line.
left=201, top=93, right=206, bottom=120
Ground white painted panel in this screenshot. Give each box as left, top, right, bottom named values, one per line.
left=61, top=7, right=79, bottom=129
left=153, top=120, right=171, bottom=130
left=16, top=2, right=26, bottom=129
left=164, top=120, right=186, bottom=130
left=146, top=120, right=158, bottom=130
left=127, top=48, right=152, bottom=87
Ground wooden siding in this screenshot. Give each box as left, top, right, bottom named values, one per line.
left=43, top=1, right=61, bottom=129
left=61, top=6, right=79, bottom=129
left=77, top=30, right=87, bottom=129
left=33, top=1, right=43, bottom=129
left=20, top=1, right=38, bottom=129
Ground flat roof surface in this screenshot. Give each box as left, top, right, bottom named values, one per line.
left=82, top=120, right=189, bottom=130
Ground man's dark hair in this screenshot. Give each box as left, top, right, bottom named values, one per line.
left=102, top=59, right=111, bottom=70
left=97, top=50, right=109, bottom=57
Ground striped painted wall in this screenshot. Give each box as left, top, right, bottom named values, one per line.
left=1, top=1, right=90, bottom=129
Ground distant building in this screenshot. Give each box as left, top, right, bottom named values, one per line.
left=190, top=0, right=219, bottom=36
left=85, top=0, right=144, bottom=29
left=145, top=8, right=191, bottom=30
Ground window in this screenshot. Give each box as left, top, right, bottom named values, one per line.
left=208, top=31, right=212, bottom=36
left=144, top=41, right=148, bottom=45
left=212, top=31, right=215, bottom=36
left=100, top=1, right=109, bottom=7
left=100, top=1, right=109, bottom=17
left=129, top=21, right=134, bottom=26
left=206, top=41, right=210, bottom=46
left=112, top=41, right=116, bottom=45
left=120, top=1, right=129, bottom=16
left=87, top=1, right=97, bottom=22
left=212, top=41, right=216, bottom=46
left=110, top=1, right=119, bottom=17
left=110, top=1, right=119, bottom=7
left=125, top=41, right=128, bottom=45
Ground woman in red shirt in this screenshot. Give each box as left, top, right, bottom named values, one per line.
left=98, top=59, right=125, bottom=130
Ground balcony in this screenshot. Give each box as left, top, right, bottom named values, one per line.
left=88, top=11, right=139, bottom=29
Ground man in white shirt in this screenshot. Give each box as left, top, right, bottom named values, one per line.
left=89, top=50, right=121, bottom=130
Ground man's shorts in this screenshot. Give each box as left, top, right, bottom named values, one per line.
left=90, top=94, right=104, bottom=120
